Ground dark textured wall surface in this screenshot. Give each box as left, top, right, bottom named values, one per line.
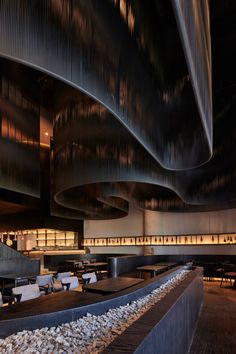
left=0, top=242, right=40, bottom=276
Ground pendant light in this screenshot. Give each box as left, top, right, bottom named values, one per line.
left=6, top=232, right=13, bottom=246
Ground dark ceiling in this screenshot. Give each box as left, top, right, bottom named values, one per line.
left=0, top=0, right=236, bottom=226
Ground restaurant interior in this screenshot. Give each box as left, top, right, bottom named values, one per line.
left=0, top=0, right=235, bottom=353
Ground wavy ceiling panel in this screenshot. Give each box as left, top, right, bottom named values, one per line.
left=0, top=0, right=212, bottom=169
left=51, top=94, right=236, bottom=219
left=1, top=0, right=235, bottom=220
left=172, top=0, right=212, bottom=155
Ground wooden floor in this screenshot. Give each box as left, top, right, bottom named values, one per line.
left=189, top=280, right=236, bottom=354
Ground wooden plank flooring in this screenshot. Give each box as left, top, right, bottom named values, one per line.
left=189, top=280, right=236, bottom=354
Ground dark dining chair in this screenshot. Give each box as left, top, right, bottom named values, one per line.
left=52, top=272, right=71, bottom=292
left=56, top=272, right=71, bottom=281
left=0, top=291, right=12, bottom=306
left=35, top=274, right=53, bottom=294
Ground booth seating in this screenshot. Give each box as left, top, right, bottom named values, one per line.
left=12, top=284, right=44, bottom=302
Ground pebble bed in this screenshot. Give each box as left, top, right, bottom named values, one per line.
left=0, top=270, right=190, bottom=354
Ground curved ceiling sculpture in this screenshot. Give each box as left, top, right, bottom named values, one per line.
left=51, top=84, right=236, bottom=219
left=0, top=0, right=212, bottom=170
left=0, top=0, right=236, bottom=221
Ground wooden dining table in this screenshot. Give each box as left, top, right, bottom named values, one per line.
left=136, top=265, right=168, bottom=278
left=155, top=262, right=178, bottom=269
left=83, top=277, right=144, bottom=295
left=84, top=262, right=108, bottom=273
left=0, top=273, right=37, bottom=291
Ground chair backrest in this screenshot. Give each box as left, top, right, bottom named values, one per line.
left=83, top=260, right=90, bottom=265
left=56, top=272, right=71, bottom=281
left=61, top=276, right=79, bottom=290
left=73, top=261, right=83, bottom=269
left=0, top=292, right=3, bottom=307
left=36, top=274, right=53, bottom=287
left=82, top=272, right=97, bottom=284
left=12, top=284, right=41, bottom=302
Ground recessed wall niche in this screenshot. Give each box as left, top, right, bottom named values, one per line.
left=83, top=233, right=236, bottom=247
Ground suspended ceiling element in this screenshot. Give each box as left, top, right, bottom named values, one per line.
left=0, top=0, right=235, bottom=220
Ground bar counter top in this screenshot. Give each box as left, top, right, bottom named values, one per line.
left=24, top=250, right=86, bottom=269
left=27, top=250, right=85, bottom=256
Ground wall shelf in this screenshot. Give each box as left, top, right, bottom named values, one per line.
left=22, top=229, right=77, bottom=248
left=82, top=233, right=236, bottom=247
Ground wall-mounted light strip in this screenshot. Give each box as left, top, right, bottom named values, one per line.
left=82, top=233, right=236, bottom=247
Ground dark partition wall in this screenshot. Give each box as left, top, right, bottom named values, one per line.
left=44, top=253, right=132, bottom=271
left=104, top=267, right=203, bottom=354
left=0, top=242, right=40, bottom=276
left=108, top=254, right=236, bottom=278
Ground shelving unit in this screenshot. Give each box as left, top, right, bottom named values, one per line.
left=18, top=229, right=77, bottom=249
left=82, top=233, right=236, bottom=247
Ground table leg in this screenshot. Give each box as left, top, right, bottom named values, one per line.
left=1, top=279, right=5, bottom=292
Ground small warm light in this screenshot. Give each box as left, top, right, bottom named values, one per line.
left=6, top=238, right=13, bottom=246
left=45, top=132, right=49, bottom=136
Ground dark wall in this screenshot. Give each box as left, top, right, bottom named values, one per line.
left=0, top=242, right=39, bottom=276
left=108, top=254, right=236, bottom=277
left=155, top=254, right=236, bottom=264
left=44, top=253, right=130, bottom=271
left=108, top=255, right=160, bottom=277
